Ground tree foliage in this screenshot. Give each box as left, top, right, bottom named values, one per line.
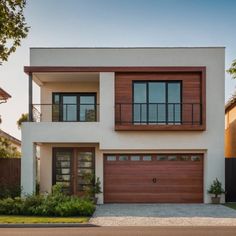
left=0, top=0, right=29, bottom=63
left=17, top=113, right=28, bottom=129
left=227, top=59, right=236, bottom=79
left=0, top=137, right=21, bottom=158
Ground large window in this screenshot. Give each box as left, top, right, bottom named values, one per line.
left=52, top=93, right=96, bottom=122
left=133, top=81, right=181, bottom=124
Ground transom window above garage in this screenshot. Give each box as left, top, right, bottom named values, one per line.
left=105, top=154, right=203, bottom=162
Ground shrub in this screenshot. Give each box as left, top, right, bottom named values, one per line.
left=22, top=194, right=44, bottom=215
left=0, top=197, right=23, bottom=215
left=54, top=197, right=95, bottom=217
left=0, top=184, right=95, bottom=216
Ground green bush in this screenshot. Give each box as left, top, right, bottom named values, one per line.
left=54, top=197, right=95, bottom=217
left=0, top=197, right=23, bottom=215
left=0, top=184, right=95, bottom=217
left=22, top=194, right=44, bottom=215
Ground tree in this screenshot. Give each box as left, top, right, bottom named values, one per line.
left=0, top=137, right=21, bottom=158
left=17, top=113, right=28, bottom=129
left=0, top=0, right=29, bottom=64
left=227, top=59, right=236, bottom=79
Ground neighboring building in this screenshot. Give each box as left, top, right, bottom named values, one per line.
left=225, top=96, right=236, bottom=158
left=0, top=129, right=21, bottom=152
left=0, top=87, right=11, bottom=104
left=22, top=47, right=225, bottom=204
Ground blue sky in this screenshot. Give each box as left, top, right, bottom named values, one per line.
left=0, top=0, right=236, bottom=139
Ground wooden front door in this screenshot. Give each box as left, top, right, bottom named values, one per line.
left=104, top=153, right=203, bottom=203
left=53, top=147, right=95, bottom=195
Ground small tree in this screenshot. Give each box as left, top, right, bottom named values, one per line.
left=208, top=178, right=225, bottom=198
left=17, top=113, right=28, bottom=129
left=227, top=59, right=236, bottom=79
left=0, top=137, right=21, bottom=158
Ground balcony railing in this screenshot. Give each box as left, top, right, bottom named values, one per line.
left=115, top=103, right=202, bottom=126
left=32, top=104, right=99, bottom=122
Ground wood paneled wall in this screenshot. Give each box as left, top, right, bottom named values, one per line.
left=115, top=68, right=206, bottom=131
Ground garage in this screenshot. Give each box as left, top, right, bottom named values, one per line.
left=104, top=154, right=203, bottom=203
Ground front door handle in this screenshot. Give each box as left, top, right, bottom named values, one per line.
left=152, top=178, right=157, bottom=183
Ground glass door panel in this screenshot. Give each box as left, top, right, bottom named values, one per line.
left=167, top=83, right=181, bottom=124
left=148, top=82, right=166, bottom=124
left=77, top=151, right=94, bottom=194
left=133, top=83, right=147, bottom=123
left=54, top=150, right=72, bottom=194
left=62, top=96, right=77, bottom=121
left=80, top=95, right=96, bottom=122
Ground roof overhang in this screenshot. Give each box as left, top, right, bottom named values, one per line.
left=0, top=88, right=11, bottom=102
left=24, top=66, right=206, bottom=75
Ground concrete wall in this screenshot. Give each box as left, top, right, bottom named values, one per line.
left=22, top=48, right=225, bottom=203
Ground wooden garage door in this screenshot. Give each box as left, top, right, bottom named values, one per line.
left=104, top=154, right=203, bottom=203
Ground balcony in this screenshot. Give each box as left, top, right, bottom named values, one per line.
left=115, top=103, right=205, bottom=131
left=32, top=104, right=99, bottom=122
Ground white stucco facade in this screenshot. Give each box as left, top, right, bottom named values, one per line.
left=21, top=48, right=225, bottom=204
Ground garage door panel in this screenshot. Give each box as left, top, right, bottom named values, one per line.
left=105, top=193, right=203, bottom=203
left=105, top=185, right=203, bottom=194
left=105, top=173, right=203, bottom=180
left=104, top=153, right=203, bottom=203
left=105, top=165, right=202, bottom=174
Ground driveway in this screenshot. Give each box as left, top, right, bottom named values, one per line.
left=89, top=204, right=236, bottom=226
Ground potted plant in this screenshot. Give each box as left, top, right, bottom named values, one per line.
left=208, top=178, right=225, bottom=204
left=83, top=173, right=102, bottom=204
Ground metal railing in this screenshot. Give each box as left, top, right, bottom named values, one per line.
left=115, top=103, right=202, bottom=125
left=32, top=104, right=100, bottom=122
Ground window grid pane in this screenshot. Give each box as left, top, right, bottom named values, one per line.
left=133, top=81, right=181, bottom=124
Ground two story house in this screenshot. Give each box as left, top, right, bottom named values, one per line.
left=22, top=47, right=225, bottom=204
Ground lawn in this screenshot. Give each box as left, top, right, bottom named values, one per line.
left=224, top=203, right=236, bottom=210
left=0, top=215, right=89, bottom=224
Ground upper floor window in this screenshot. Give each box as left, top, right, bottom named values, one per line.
left=52, top=93, right=97, bottom=122
left=133, top=81, right=181, bottom=124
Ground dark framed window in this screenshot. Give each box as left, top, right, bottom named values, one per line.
left=133, top=81, right=181, bottom=124
left=52, top=93, right=96, bottom=122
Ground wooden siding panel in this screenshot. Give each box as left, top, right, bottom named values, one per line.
left=115, top=69, right=206, bottom=131
left=0, top=158, right=21, bottom=187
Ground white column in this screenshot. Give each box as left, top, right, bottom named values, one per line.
left=204, top=148, right=225, bottom=203
left=99, top=72, right=115, bottom=128
left=21, top=126, right=36, bottom=195
left=95, top=147, right=103, bottom=204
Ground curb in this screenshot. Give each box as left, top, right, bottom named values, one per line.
left=0, top=223, right=99, bottom=228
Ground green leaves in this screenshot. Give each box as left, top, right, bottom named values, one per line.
left=0, top=0, right=29, bottom=63
left=0, top=137, right=21, bottom=158
left=17, top=113, right=28, bottom=129
left=208, top=178, right=225, bottom=198
left=227, top=59, right=236, bottom=79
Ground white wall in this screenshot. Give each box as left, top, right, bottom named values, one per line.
left=21, top=48, right=225, bottom=203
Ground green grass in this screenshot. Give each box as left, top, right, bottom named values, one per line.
left=0, top=215, right=89, bottom=224
left=224, top=203, right=236, bottom=210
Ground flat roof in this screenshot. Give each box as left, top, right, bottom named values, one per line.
left=30, top=46, right=226, bottom=49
